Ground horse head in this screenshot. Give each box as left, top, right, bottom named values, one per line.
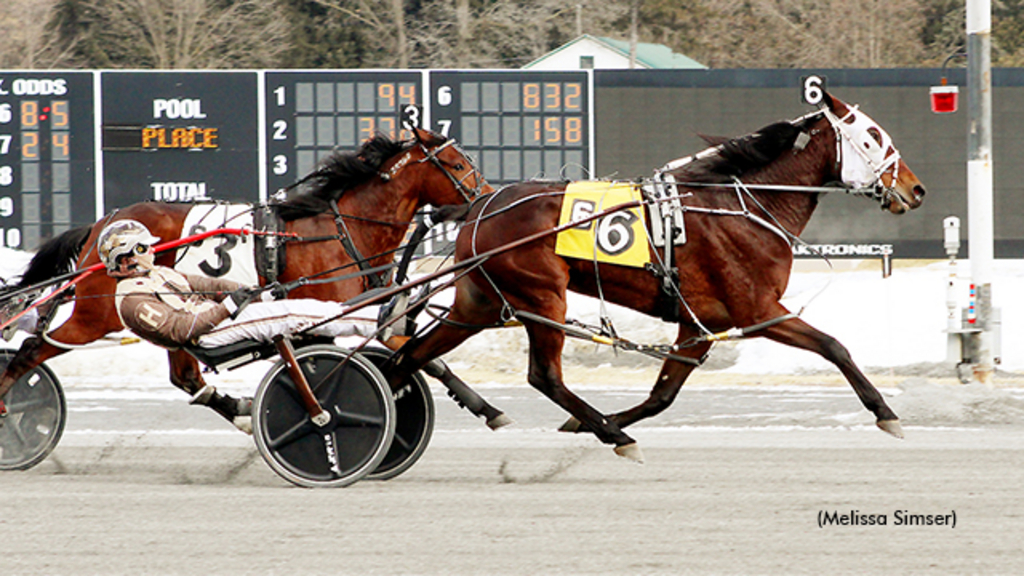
left=821, top=92, right=926, bottom=214
left=378, top=127, right=493, bottom=207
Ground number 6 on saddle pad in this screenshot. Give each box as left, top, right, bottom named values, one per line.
left=554, top=181, right=650, bottom=268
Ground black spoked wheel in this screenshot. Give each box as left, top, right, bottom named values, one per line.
left=0, top=349, right=66, bottom=471
left=359, top=347, right=435, bottom=481
left=252, top=345, right=395, bottom=488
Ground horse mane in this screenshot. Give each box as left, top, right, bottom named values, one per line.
left=672, top=121, right=806, bottom=184
left=275, top=134, right=408, bottom=221
left=2, top=225, right=91, bottom=292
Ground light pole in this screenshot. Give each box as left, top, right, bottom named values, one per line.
left=966, top=0, right=995, bottom=384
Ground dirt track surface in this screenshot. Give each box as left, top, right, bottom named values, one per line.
left=4, top=423, right=1024, bottom=576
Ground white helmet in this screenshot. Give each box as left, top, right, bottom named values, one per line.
left=97, top=219, right=161, bottom=272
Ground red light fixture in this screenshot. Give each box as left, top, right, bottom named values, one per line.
left=931, top=78, right=959, bottom=114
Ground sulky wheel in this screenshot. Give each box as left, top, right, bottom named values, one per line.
left=359, top=347, right=435, bottom=481
left=0, top=349, right=67, bottom=471
left=252, top=345, right=395, bottom=488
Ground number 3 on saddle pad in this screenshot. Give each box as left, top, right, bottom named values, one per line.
left=176, top=204, right=259, bottom=285
left=555, top=181, right=649, bottom=268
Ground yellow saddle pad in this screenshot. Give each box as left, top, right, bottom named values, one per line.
left=555, top=181, right=649, bottom=268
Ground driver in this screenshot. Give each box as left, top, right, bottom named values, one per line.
left=98, top=219, right=381, bottom=349
left=97, top=219, right=383, bottom=429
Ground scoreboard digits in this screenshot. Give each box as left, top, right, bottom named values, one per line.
left=0, top=73, right=93, bottom=250
left=265, top=71, right=423, bottom=195
left=0, top=70, right=591, bottom=251
left=430, top=71, right=591, bottom=187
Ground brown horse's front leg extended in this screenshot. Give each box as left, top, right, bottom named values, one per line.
left=167, top=349, right=252, bottom=433
left=523, top=321, right=641, bottom=461
left=759, top=316, right=903, bottom=437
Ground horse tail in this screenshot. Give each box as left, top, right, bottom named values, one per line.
left=9, top=225, right=92, bottom=290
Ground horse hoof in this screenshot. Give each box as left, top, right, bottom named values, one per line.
left=613, top=443, right=644, bottom=463
left=877, top=419, right=904, bottom=439
left=559, top=417, right=582, bottom=433
left=487, top=413, right=514, bottom=430
left=233, top=416, right=253, bottom=435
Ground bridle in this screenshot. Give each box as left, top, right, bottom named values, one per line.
left=378, top=137, right=488, bottom=203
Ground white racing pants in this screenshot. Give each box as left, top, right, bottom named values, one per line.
left=196, top=299, right=380, bottom=348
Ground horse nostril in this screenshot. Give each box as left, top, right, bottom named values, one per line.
left=914, top=185, right=926, bottom=200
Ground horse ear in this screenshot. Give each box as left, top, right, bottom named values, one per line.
left=413, top=127, right=441, bottom=145
left=820, top=91, right=840, bottom=113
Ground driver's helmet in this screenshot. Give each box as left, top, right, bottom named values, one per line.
left=97, top=219, right=161, bottom=272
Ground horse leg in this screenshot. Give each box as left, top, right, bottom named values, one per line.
left=562, top=326, right=713, bottom=431
left=421, top=358, right=513, bottom=429
left=166, top=349, right=253, bottom=434
left=758, top=316, right=903, bottom=438
left=390, top=318, right=511, bottom=430
left=521, top=319, right=642, bottom=461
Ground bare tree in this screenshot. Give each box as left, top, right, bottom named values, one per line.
left=696, top=0, right=928, bottom=68
left=405, top=0, right=632, bottom=69
left=67, top=0, right=293, bottom=68
left=0, top=0, right=76, bottom=68
left=310, top=0, right=408, bottom=67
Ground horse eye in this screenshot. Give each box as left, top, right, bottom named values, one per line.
left=867, top=127, right=883, bottom=145
left=455, top=163, right=465, bottom=171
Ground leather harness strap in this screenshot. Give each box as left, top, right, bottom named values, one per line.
left=329, top=203, right=388, bottom=290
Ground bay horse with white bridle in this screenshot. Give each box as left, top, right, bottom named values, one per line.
left=1, top=128, right=492, bottom=428
left=386, top=92, right=926, bottom=461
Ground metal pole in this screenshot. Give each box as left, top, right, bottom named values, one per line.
left=967, top=0, right=994, bottom=384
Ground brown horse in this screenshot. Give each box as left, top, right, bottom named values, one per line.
left=0, top=128, right=492, bottom=427
left=386, top=92, right=927, bottom=461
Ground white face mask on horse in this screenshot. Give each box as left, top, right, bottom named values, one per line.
left=824, top=105, right=902, bottom=200
left=97, top=219, right=161, bottom=277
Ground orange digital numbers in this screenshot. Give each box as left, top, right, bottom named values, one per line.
left=52, top=132, right=70, bottom=159
left=564, top=83, right=582, bottom=111
left=379, top=83, right=395, bottom=110
left=565, top=117, right=582, bottom=144
left=21, top=101, right=38, bottom=128
left=523, top=84, right=541, bottom=110
left=544, top=117, right=561, bottom=144
left=51, top=100, right=69, bottom=128
left=358, top=117, right=375, bottom=142
left=399, top=84, right=416, bottom=105
left=21, top=131, right=38, bottom=159
left=378, top=116, right=396, bottom=139
left=544, top=84, right=560, bottom=111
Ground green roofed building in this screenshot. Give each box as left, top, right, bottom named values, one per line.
left=523, top=34, right=706, bottom=70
